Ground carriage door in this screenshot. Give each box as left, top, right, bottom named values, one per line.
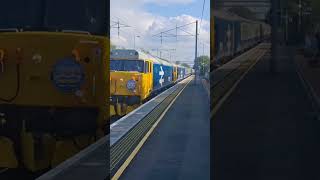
left=174, top=66, right=178, bottom=81
left=145, top=60, right=152, bottom=94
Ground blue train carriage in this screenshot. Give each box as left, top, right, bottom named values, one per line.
left=213, top=10, right=240, bottom=64
left=239, top=17, right=264, bottom=50
left=213, top=9, right=270, bottom=66
left=261, top=22, right=271, bottom=40
left=152, top=57, right=174, bottom=92
left=176, top=65, right=184, bottom=80
left=186, top=67, right=193, bottom=76
left=243, top=21, right=270, bottom=48
left=178, top=64, right=192, bottom=80
left=237, top=15, right=270, bottom=50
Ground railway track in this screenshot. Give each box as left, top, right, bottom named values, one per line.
left=211, top=43, right=270, bottom=117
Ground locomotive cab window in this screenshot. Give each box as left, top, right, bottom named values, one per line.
left=110, top=60, right=144, bottom=73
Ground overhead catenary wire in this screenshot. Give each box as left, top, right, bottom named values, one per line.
left=151, top=21, right=198, bottom=63
left=152, top=21, right=200, bottom=47
left=152, top=21, right=197, bottom=37
left=199, top=0, right=206, bottom=34
left=110, top=16, right=209, bottom=64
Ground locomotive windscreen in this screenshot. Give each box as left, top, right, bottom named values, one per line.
left=0, top=0, right=108, bottom=35
left=110, top=60, right=144, bottom=73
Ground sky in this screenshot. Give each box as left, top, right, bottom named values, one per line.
left=110, top=0, right=210, bottom=67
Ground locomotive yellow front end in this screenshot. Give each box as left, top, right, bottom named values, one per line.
left=0, top=32, right=108, bottom=171
left=110, top=50, right=153, bottom=117
left=0, top=0, right=109, bottom=172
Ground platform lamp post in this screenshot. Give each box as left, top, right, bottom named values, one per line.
left=194, top=20, right=198, bottom=84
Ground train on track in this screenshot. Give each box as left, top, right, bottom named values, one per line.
left=212, top=10, right=271, bottom=68
left=0, top=0, right=108, bottom=174
left=110, top=49, right=192, bottom=117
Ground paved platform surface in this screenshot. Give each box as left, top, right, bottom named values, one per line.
left=120, top=77, right=210, bottom=180
left=214, top=46, right=320, bottom=180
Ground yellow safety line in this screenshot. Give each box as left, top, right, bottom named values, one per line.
left=211, top=50, right=267, bottom=118
left=111, top=76, right=193, bottom=180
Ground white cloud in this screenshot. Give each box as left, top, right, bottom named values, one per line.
left=110, top=0, right=210, bottom=66
left=142, top=0, right=195, bottom=6
left=111, top=35, right=128, bottom=45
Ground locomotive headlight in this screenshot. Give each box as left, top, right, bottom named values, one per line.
left=126, top=80, right=136, bottom=91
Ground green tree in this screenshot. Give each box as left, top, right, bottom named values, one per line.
left=181, top=63, right=190, bottom=68
left=195, top=55, right=210, bottom=76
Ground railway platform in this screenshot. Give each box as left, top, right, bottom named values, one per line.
left=213, top=45, right=320, bottom=180
left=111, top=75, right=210, bottom=180
left=116, top=76, right=210, bottom=180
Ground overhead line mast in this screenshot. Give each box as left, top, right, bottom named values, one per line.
left=110, top=18, right=130, bottom=38
left=152, top=21, right=202, bottom=67
left=195, top=20, right=199, bottom=84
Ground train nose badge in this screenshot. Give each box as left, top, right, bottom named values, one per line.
left=51, top=58, right=85, bottom=93
left=32, top=53, right=42, bottom=64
